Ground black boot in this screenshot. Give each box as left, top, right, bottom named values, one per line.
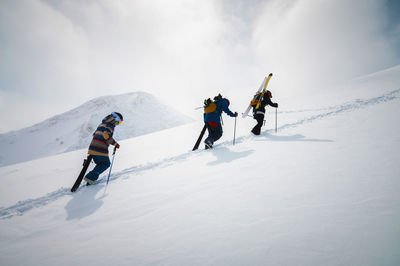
left=205, top=140, right=213, bottom=149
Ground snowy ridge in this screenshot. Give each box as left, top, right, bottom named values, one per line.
left=0, top=91, right=193, bottom=167
left=0, top=152, right=194, bottom=220
left=1, top=88, right=399, bottom=220
left=1, top=65, right=399, bottom=265
left=0, top=188, right=69, bottom=220
left=277, top=88, right=400, bottom=131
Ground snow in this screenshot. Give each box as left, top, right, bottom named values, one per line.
left=0, top=67, right=400, bottom=266
left=0, top=91, right=193, bottom=167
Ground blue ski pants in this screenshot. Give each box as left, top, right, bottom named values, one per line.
left=204, top=123, right=223, bottom=145
left=85, top=155, right=111, bottom=181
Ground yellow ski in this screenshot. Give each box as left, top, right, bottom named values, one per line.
left=255, top=73, right=273, bottom=110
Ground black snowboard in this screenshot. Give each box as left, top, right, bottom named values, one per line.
left=71, top=155, right=93, bottom=192
left=192, top=124, right=207, bottom=151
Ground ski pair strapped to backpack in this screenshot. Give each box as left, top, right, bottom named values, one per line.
left=242, top=73, right=273, bottom=118
left=255, top=73, right=273, bottom=109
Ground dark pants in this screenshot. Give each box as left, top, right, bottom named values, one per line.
left=205, top=123, right=223, bottom=145
left=251, top=113, right=265, bottom=135
left=85, top=155, right=111, bottom=181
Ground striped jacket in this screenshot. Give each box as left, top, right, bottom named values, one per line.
left=88, top=114, right=117, bottom=156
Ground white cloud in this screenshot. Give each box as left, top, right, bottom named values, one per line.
left=0, top=0, right=398, bottom=132
left=252, top=0, right=399, bottom=95
left=0, top=0, right=92, bottom=97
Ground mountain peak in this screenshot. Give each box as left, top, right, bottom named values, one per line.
left=0, top=91, right=193, bottom=166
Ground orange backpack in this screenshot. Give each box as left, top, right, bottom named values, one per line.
left=204, top=98, right=217, bottom=114
left=250, top=93, right=262, bottom=107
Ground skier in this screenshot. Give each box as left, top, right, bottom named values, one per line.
left=204, top=94, right=237, bottom=149
left=251, top=90, right=278, bottom=135
left=84, top=112, right=123, bottom=185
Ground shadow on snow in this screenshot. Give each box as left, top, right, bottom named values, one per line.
left=0, top=88, right=399, bottom=219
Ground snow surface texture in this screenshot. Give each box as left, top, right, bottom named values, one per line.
left=0, top=66, right=399, bottom=266
left=0, top=91, right=193, bottom=167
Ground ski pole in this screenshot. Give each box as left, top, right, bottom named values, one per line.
left=275, top=107, right=278, bottom=133
left=233, top=116, right=237, bottom=145
left=106, top=146, right=117, bottom=185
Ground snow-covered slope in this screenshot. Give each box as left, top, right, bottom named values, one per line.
left=0, top=67, right=399, bottom=266
left=0, top=91, right=193, bottom=167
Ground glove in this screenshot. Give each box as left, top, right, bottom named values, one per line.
left=274, top=103, right=278, bottom=108
left=115, top=143, right=120, bottom=149
left=234, top=112, right=238, bottom=117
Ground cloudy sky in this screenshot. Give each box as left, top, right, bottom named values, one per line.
left=1, top=0, right=399, bottom=133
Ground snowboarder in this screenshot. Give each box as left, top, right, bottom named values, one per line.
left=204, top=94, right=237, bottom=149
left=251, top=90, right=278, bottom=135
left=84, top=112, right=123, bottom=185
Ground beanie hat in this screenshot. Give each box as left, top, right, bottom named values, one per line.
left=114, top=112, right=123, bottom=121
left=112, top=112, right=123, bottom=124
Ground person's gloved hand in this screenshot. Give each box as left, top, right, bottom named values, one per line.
left=115, top=143, right=120, bottom=149
left=274, top=103, right=279, bottom=108
left=234, top=112, right=238, bottom=117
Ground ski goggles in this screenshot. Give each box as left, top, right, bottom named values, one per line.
left=112, top=112, right=123, bottom=125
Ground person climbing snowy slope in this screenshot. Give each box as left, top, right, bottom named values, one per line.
left=203, top=94, right=237, bottom=149
left=251, top=90, right=278, bottom=135
left=84, top=112, right=123, bottom=185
